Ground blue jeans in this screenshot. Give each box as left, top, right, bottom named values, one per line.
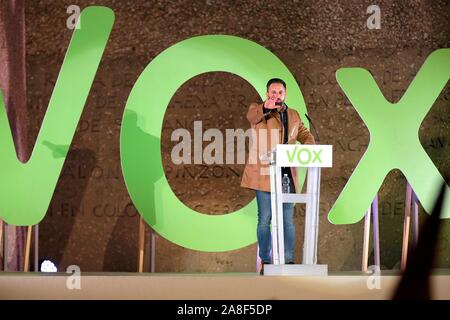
left=256, top=190, right=295, bottom=263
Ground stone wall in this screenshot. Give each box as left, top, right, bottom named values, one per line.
left=23, top=0, right=449, bottom=272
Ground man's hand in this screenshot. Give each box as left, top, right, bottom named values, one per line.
left=264, top=97, right=278, bottom=109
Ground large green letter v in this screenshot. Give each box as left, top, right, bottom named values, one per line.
left=329, top=49, right=450, bottom=224
left=0, top=7, right=114, bottom=226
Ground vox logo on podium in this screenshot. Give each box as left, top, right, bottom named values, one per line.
left=277, top=145, right=333, bottom=167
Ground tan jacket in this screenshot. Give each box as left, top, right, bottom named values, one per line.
left=240, top=103, right=315, bottom=193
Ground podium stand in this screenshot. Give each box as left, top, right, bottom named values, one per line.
left=263, top=144, right=332, bottom=276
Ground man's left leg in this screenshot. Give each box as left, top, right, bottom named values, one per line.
left=283, top=203, right=295, bottom=263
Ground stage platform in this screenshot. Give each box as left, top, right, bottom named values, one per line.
left=1, top=271, right=450, bottom=299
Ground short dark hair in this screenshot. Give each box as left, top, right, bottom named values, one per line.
left=266, top=78, right=286, bottom=92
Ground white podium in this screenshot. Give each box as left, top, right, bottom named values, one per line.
left=263, top=144, right=332, bottom=276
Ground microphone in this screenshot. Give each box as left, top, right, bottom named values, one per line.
left=275, top=101, right=287, bottom=111
left=304, top=113, right=320, bottom=144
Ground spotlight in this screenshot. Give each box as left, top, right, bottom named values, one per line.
left=40, top=260, right=58, bottom=272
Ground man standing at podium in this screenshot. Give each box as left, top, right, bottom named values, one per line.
left=241, top=78, right=315, bottom=272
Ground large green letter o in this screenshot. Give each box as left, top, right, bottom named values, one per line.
left=120, top=35, right=309, bottom=251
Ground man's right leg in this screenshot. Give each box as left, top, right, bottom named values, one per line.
left=256, top=190, right=272, bottom=263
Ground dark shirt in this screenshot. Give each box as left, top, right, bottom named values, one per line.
left=263, top=103, right=296, bottom=193
left=279, top=106, right=296, bottom=193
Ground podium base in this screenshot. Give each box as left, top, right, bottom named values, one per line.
left=263, top=264, right=328, bottom=276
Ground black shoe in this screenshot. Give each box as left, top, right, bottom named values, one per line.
left=286, top=261, right=295, bottom=264
left=259, top=261, right=271, bottom=275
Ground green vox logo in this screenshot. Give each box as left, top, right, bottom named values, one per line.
left=276, top=145, right=332, bottom=167
left=0, top=6, right=448, bottom=252
left=287, top=147, right=320, bottom=165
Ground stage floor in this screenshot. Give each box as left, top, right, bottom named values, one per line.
left=1, top=271, right=450, bottom=299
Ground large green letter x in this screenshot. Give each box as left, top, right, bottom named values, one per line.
left=329, top=49, right=450, bottom=224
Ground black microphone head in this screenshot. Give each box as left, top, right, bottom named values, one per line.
left=275, top=102, right=287, bottom=111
